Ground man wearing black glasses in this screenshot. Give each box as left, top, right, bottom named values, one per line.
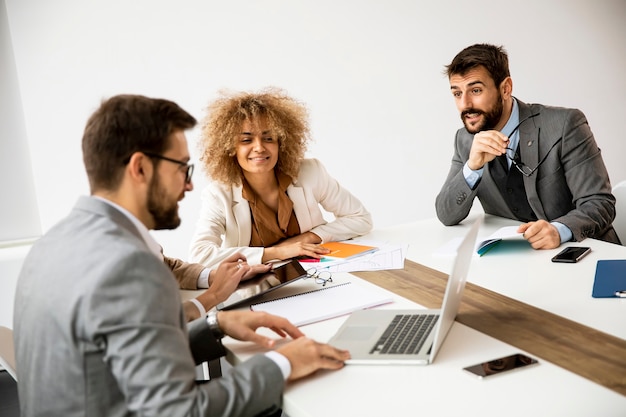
left=436, top=43, right=620, bottom=249
left=14, top=94, right=349, bottom=417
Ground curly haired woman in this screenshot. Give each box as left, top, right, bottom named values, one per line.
left=189, top=87, right=373, bottom=268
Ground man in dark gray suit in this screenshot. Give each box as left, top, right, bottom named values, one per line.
left=13, top=94, right=350, bottom=417
left=436, top=43, right=619, bottom=249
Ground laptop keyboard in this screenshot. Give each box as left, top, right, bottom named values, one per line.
left=370, top=314, right=439, bottom=355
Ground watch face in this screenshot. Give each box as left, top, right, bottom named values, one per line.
left=207, top=312, right=223, bottom=338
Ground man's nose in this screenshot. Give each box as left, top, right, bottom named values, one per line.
left=460, top=94, right=473, bottom=110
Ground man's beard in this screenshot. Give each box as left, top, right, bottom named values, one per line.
left=147, top=175, right=181, bottom=230
left=461, top=94, right=504, bottom=134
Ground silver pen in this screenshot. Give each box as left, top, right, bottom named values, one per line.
left=614, top=290, right=626, bottom=298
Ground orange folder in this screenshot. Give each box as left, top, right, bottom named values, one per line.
left=320, top=241, right=378, bottom=260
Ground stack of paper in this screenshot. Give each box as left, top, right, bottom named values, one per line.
left=298, top=240, right=407, bottom=273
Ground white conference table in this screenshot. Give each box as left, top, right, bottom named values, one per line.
left=211, top=213, right=626, bottom=416
left=365, top=212, right=626, bottom=341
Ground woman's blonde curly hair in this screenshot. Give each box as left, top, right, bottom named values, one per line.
left=199, top=87, right=311, bottom=186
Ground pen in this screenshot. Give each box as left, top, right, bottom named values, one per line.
left=614, top=290, right=626, bottom=298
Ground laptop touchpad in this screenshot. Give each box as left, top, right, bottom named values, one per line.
left=336, top=326, right=377, bottom=341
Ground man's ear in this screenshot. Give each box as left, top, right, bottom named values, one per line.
left=127, top=152, right=152, bottom=184
left=500, top=76, right=513, bottom=99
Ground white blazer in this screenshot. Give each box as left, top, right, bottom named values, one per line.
left=189, top=158, right=373, bottom=268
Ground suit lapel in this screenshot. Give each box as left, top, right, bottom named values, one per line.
left=231, top=185, right=254, bottom=244
left=287, top=184, right=313, bottom=232
left=516, top=100, right=545, bottom=219
left=231, top=181, right=311, bottom=241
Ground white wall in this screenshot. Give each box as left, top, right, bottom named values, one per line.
left=0, top=0, right=40, bottom=244
left=5, top=0, right=626, bottom=260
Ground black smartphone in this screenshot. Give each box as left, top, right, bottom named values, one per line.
left=551, top=246, right=591, bottom=263
left=463, top=353, right=539, bottom=379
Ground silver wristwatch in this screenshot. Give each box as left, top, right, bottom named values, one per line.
left=206, top=310, right=224, bottom=339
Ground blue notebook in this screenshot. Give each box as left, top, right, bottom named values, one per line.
left=592, top=260, right=626, bottom=298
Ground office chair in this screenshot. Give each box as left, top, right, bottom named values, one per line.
left=0, top=326, right=17, bottom=381
left=612, top=180, right=626, bottom=245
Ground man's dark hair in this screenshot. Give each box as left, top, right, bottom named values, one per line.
left=82, top=94, right=196, bottom=192
left=445, top=43, right=510, bottom=87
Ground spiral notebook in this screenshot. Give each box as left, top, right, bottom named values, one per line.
left=250, top=282, right=393, bottom=326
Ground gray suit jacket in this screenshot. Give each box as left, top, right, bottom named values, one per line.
left=14, top=196, right=284, bottom=417
left=435, top=99, right=619, bottom=244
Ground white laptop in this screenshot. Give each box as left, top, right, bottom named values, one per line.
left=327, top=216, right=481, bottom=365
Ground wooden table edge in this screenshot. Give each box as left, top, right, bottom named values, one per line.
left=352, top=259, right=626, bottom=397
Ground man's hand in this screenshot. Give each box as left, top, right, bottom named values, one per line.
left=189, top=254, right=270, bottom=320
left=218, top=310, right=350, bottom=381
left=217, top=310, right=305, bottom=349
left=276, top=337, right=351, bottom=381
left=517, top=220, right=561, bottom=249
left=203, top=253, right=253, bottom=303
left=241, top=263, right=271, bottom=281
left=467, top=130, right=509, bottom=171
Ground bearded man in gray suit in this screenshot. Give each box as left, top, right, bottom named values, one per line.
left=436, top=43, right=620, bottom=249
left=13, top=94, right=349, bottom=417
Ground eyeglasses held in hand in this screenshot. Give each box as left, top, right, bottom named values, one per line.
left=502, top=112, right=562, bottom=177
left=305, top=268, right=333, bottom=286
left=143, top=152, right=195, bottom=183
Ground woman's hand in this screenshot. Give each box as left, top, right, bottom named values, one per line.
left=262, top=232, right=330, bottom=262
left=262, top=242, right=330, bottom=262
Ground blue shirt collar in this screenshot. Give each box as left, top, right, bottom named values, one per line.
left=501, top=98, right=520, bottom=162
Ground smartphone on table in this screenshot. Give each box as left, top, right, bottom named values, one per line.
left=551, top=246, right=591, bottom=263
left=463, top=353, right=539, bottom=379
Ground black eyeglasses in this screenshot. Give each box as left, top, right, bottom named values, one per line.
left=506, top=137, right=562, bottom=177
left=504, top=112, right=540, bottom=139
left=502, top=112, right=561, bottom=177
left=143, top=152, right=194, bottom=183
left=305, top=268, right=333, bottom=286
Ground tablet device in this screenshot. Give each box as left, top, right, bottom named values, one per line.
left=216, top=259, right=308, bottom=310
